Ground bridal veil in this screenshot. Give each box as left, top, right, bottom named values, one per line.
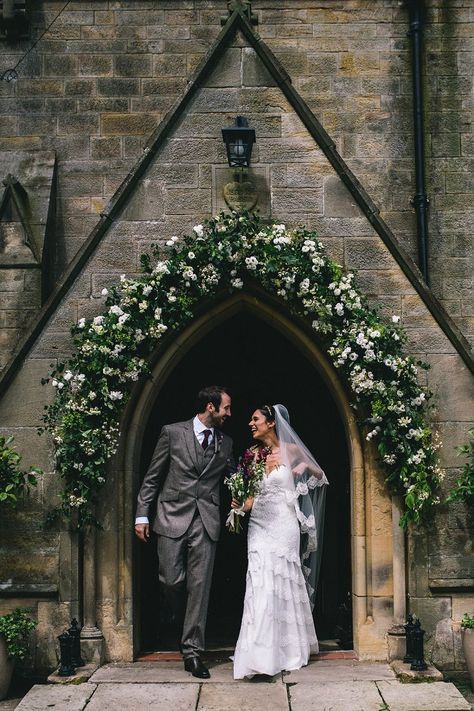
left=273, top=404, right=329, bottom=608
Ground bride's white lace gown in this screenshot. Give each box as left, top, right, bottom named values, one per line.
left=233, top=464, right=318, bottom=679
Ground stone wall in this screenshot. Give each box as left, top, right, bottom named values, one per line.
left=0, top=0, right=472, bottom=369
left=0, top=0, right=473, bottom=673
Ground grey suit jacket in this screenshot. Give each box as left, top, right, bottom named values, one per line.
left=135, top=419, right=234, bottom=542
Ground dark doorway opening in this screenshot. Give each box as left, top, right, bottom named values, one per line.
left=135, top=311, right=351, bottom=654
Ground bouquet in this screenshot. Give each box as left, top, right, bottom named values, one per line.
left=224, top=446, right=271, bottom=533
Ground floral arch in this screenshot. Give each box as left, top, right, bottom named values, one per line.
left=43, top=210, right=441, bottom=528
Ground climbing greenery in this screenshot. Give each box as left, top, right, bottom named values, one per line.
left=41, top=210, right=442, bottom=528
left=0, top=436, right=39, bottom=507
left=0, top=608, right=36, bottom=661
left=446, top=428, right=474, bottom=503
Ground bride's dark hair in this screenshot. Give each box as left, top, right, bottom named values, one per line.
left=258, top=404, right=275, bottom=422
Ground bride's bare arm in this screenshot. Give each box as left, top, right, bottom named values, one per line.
left=287, top=444, right=324, bottom=479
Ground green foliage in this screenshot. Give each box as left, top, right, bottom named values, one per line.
left=0, top=608, right=36, bottom=660
left=41, top=210, right=441, bottom=529
left=0, top=436, right=40, bottom=507
left=461, top=613, right=474, bottom=629
left=446, top=429, right=474, bottom=503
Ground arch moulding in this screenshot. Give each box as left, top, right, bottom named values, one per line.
left=96, top=292, right=398, bottom=662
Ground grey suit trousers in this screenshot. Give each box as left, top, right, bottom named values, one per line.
left=157, top=510, right=216, bottom=658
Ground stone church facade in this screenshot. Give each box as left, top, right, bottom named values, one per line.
left=0, top=0, right=473, bottom=675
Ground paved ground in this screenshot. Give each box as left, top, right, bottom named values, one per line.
left=2, top=660, right=473, bottom=711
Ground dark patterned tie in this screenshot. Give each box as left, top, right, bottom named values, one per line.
left=201, top=429, right=212, bottom=449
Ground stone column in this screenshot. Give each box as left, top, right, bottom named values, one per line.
left=387, top=495, right=407, bottom=660
left=80, top=527, right=104, bottom=665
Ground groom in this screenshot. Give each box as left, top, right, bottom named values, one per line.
left=135, top=385, right=234, bottom=678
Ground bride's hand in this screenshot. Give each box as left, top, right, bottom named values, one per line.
left=242, top=496, right=254, bottom=512
left=293, top=462, right=307, bottom=476
left=232, top=496, right=254, bottom=512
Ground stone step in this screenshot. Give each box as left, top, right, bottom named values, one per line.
left=13, top=667, right=471, bottom=711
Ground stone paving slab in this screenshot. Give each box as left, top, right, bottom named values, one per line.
left=85, top=682, right=199, bottom=711
left=198, top=681, right=289, bottom=710
left=284, top=660, right=396, bottom=683
left=89, top=660, right=267, bottom=684
left=376, top=680, right=471, bottom=711
left=15, top=684, right=96, bottom=711
left=289, top=680, right=383, bottom=711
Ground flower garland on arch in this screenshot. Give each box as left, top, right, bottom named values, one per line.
left=42, top=210, right=442, bottom=528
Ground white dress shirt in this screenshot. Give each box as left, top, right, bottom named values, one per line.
left=135, top=416, right=214, bottom=526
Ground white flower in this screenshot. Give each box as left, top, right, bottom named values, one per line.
left=101, top=288, right=108, bottom=297
left=142, top=285, right=152, bottom=296
left=245, top=256, right=258, bottom=270
left=153, top=261, right=170, bottom=276
left=88, top=391, right=96, bottom=400
left=392, top=315, right=400, bottom=323
left=231, top=278, right=243, bottom=289
left=109, top=391, right=123, bottom=401
left=77, top=374, right=86, bottom=382
left=335, top=303, right=344, bottom=316
left=120, top=274, right=126, bottom=282
left=109, top=304, right=124, bottom=316
left=398, top=416, right=412, bottom=427
left=118, top=313, right=129, bottom=325
left=78, top=318, right=86, bottom=329
left=193, top=224, right=204, bottom=238
left=154, top=307, right=162, bottom=320
left=366, top=426, right=381, bottom=441
left=93, top=316, right=104, bottom=326
left=188, top=251, right=195, bottom=260
left=63, top=370, right=73, bottom=382
left=168, top=294, right=177, bottom=302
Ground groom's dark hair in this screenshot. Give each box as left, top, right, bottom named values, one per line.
left=197, top=385, right=229, bottom=413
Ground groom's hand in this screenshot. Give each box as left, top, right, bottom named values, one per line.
left=135, top=523, right=149, bottom=542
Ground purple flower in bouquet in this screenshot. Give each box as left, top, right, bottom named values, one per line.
left=224, top=446, right=271, bottom=533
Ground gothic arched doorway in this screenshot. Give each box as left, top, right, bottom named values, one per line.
left=135, top=308, right=351, bottom=654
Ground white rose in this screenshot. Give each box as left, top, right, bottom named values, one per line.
left=193, top=224, right=204, bottom=238
left=101, top=288, right=108, bottom=297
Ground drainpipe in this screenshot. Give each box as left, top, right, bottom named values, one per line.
left=407, top=0, right=430, bottom=284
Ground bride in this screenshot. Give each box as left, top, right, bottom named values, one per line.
left=232, top=404, right=328, bottom=679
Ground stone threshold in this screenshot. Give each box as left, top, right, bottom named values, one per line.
left=135, top=649, right=358, bottom=662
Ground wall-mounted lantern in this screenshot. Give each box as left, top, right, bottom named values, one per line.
left=221, top=116, right=256, bottom=169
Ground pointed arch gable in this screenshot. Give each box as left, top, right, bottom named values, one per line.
left=0, top=5, right=472, bottom=402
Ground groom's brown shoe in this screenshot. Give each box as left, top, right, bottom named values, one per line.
left=184, top=656, right=210, bottom=679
